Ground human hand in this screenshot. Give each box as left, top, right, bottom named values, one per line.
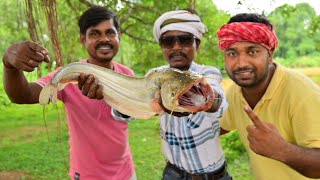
left=3, top=41, right=50, bottom=72
left=206, top=91, right=221, bottom=113
left=78, top=73, right=104, bottom=99
left=244, top=105, right=289, bottom=161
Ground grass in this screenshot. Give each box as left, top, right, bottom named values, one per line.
left=0, top=103, right=253, bottom=180
left=0, top=104, right=69, bottom=180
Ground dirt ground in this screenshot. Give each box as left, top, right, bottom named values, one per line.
left=0, top=171, right=33, bottom=180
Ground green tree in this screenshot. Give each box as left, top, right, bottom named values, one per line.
left=269, top=3, right=318, bottom=65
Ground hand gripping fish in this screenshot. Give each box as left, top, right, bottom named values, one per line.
left=39, top=62, right=216, bottom=119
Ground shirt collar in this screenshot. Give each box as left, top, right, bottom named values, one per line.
left=189, top=61, right=197, bottom=71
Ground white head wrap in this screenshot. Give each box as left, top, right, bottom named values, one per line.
left=153, top=10, right=207, bottom=43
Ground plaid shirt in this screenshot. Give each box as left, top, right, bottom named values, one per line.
left=147, top=62, right=228, bottom=174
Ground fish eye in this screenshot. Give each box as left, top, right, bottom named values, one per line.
left=171, top=92, right=175, bottom=97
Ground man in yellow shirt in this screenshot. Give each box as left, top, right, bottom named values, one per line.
left=217, top=13, right=320, bottom=179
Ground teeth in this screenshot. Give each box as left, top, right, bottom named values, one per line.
left=239, top=71, right=251, bottom=75
left=173, top=54, right=181, bottom=57
left=237, top=70, right=251, bottom=75
left=98, top=46, right=111, bottom=50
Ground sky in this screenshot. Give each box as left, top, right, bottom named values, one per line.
left=212, top=0, right=320, bottom=15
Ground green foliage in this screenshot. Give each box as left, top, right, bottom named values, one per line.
left=0, top=1, right=29, bottom=60
left=0, top=64, right=10, bottom=109
left=295, top=56, right=320, bottom=67
left=56, top=1, right=88, bottom=64
left=275, top=54, right=320, bottom=67
left=220, top=131, right=247, bottom=162
left=195, top=0, right=230, bottom=69
left=2, top=0, right=320, bottom=77
left=219, top=131, right=253, bottom=179
left=269, top=3, right=320, bottom=64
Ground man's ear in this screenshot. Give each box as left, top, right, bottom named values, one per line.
left=268, top=51, right=274, bottom=63
left=80, top=34, right=86, bottom=46
left=195, top=39, right=201, bottom=51
left=118, top=31, right=121, bottom=41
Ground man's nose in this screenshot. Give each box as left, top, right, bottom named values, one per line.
left=171, top=40, right=182, bottom=50
left=99, top=34, right=110, bottom=42
left=236, top=54, right=249, bottom=68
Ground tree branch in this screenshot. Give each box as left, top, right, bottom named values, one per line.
left=121, top=28, right=155, bottom=43
left=78, top=0, right=95, bottom=7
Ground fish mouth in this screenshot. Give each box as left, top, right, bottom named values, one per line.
left=177, top=78, right=215, bottom=112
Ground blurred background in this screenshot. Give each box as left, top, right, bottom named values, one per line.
left=0, top=0, right=319, bottom=179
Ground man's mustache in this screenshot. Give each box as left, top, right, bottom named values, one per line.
left=169, top=52, right=187, bottom=59
left=233, top=67, right=255, bottom=73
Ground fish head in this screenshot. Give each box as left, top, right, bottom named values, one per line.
left=160, top=68, right=215, bottom=113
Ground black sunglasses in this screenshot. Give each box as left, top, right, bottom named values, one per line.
left=159, top=35, right=196, bottom=49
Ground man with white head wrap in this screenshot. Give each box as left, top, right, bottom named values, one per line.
left=153, top=9, right=207, bottom=43
left=147, top=9, right=232, bottom=180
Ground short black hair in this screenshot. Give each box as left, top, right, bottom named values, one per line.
left=228, top=13, right=273, bottom=30
left=78, top=6, right=120, bottom=35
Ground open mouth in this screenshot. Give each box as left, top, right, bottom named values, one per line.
left=177, top=80, right=215, bottom=112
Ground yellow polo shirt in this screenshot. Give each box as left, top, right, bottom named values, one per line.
left=220, top=63, right=320, bottom=180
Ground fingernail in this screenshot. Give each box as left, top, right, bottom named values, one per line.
left=41, top=50, right=48, bottom=54
left=46, top=55, right=50, bottom=61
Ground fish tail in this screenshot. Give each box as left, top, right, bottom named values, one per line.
left=39, top=84, right=58, bottom=105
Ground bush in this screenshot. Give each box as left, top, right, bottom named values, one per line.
left=274, top=54, right=320, bottom=68
left=0, top=64, right=11, bottom=109
left=220, top=131, right=247, bottom=162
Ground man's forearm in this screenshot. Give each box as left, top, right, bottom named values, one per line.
left=278, top=143, right=320, bottom=178
left=3, top=64, right=39, bottom=104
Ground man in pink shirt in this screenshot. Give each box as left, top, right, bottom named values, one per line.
left=2, top=6, right=136, bottom=180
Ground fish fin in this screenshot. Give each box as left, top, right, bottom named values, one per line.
left=39, top=84, right=57, bottom=105
left=150, top=99, right=165, bottom=115
left=150, top=91, right=164, bottom=115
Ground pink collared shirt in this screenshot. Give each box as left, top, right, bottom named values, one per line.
left=36, top=60, right=135, bottom=180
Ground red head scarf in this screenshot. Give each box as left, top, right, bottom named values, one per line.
left=217, top=22, right=278, bottom=52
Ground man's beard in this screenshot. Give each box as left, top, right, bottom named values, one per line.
left=89, top=52, right=114, bottom=63
left=228, top=62, right=269, bottom=88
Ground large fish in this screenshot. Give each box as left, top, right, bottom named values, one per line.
left=39, top=62, right=216, bottom=119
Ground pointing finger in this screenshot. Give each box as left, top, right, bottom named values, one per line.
left=243, top=105, right=266, bottom=129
